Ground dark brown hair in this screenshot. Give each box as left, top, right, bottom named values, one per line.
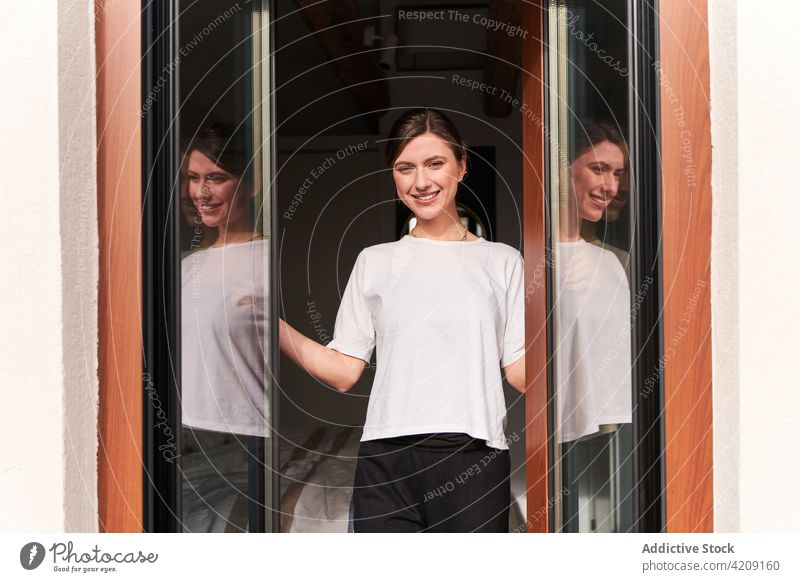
left=184, top=122, right=252, bottom=186
left=570, top=118, right=628, bottom=165
left=384, top=108, right=469, bottom=170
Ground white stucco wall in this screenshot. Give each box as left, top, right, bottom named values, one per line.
left=710, top=0, right=800, bottom=531
left=0, top=1, right=98, bottom=531
left=708, top=0, right=739, bottom=534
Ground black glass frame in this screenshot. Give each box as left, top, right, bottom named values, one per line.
left=142, top=0, right=182, bottom=533
left=627, top=0, right=666, bottom=533
left=142, top=0, right=279, bottom=533
left=143, top=0, right=662, bottom=534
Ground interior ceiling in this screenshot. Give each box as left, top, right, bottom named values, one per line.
left=278, top=0, right=522, bottom=136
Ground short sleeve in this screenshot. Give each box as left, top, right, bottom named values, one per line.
left=501, top=251, right=525, bottom=367
left=326, top=251, right=376, bottom=364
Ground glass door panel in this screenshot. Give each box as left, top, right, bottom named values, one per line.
left=176, top=0, right=275, bottom=533
left=547, top=0, right=634, bottom=532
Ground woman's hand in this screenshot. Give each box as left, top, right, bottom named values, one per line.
left=278, top=318, right=367, bottom=392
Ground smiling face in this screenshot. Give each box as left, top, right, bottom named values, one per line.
left=186, top=150, right=250, bottom=230
left=392, top=132, right=466, bottom=223
left=568, top=140, right=626, bottom=222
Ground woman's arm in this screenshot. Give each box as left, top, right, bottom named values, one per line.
left=503, top=355, right=526, bottom=394
left=279, top=318, right=367, bottom=392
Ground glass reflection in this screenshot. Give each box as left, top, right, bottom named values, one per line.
left=180, top=124, right=268, bottom=532
left=556, top=120, right=630, bottom=445
left=555, top=120, right=633, bottom=533
left=582, top=169, right=630, bottom=279
left=549, top=0, right=634, bottom=533
left=175, top=0, right=271, bottom=533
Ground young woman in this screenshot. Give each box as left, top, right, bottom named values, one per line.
left=180, top=123, right=267, bottom=532
left=555, top=118, right=632, bottom=444
left=279, top=108, right=526, bottom=532
left=578, top=121, right=631, bottom=278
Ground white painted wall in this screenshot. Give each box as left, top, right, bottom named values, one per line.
left=710, top=0, right=800, bottom=531
left=709, top=0, right=740, bottom=534
left=0, top=1, right=98, bottom=531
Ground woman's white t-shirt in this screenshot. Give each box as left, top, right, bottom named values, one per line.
left=180, top=239, right=269, bottom=437
left=326, top=235, right=525, bottom=450
left=555, top=239, right=632, bottom=443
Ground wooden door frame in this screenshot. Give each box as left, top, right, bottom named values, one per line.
left=658, top=0, right=714, bottom=532
left=521, top=0, right=550, bottom=533
left=96, top=0, right=143, bottom=532
left=521, top=0, right=714, bottom=532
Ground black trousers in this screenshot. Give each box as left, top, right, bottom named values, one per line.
left=352, top=433, right=510, bottom=532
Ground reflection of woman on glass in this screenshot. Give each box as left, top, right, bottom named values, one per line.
left=180, top=123, right=268, bottom=441
left=557, top=119, right=631, bottom=443
left=279, top=108, right=525, bottom=532
left=179, top=123, right=267, bottom=531
left=580, top=163, right=630, bottom=277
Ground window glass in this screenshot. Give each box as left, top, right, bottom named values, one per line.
left=177, top=0, right=273, bottom=533
left=547, top=0, right=634, bottom=532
